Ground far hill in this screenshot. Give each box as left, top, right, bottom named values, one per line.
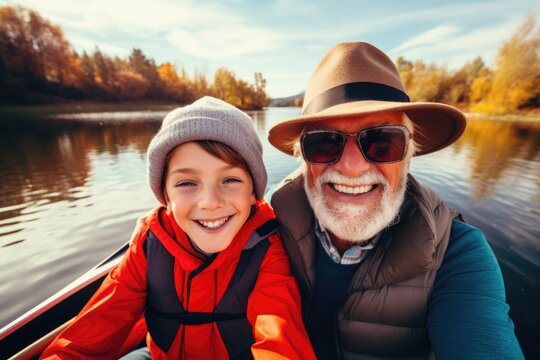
left=270, top=91, right=304, bottom=107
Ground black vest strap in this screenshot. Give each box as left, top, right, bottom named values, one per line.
left=302, top=81, right=410, bottom=116
left=144, top=231, right=183, bottom=352
left=215, top=235, right=271, bottom=359
left=146, top=307, right=246, bottom=324
left=144, top=219, right=277, bottom=357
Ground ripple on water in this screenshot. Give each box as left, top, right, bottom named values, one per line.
left=1, top=239, right=25, bottom=248
left=0, top=227, right=24, bottom=238
left=49, top=111, right=168, bottom=122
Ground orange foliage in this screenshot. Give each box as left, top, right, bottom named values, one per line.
left=471, top=13, right=540, bottom=113
left=0, top=5, right=270, bottom=108
left=158, top=63, right=193, bottom=102
left=212, top=68, right=269, bottom=110
left=114, top=70, right=148, bottom=100
left=0, top=6, right=80, bottom=90
left=395, top=14, right=539, bottom=114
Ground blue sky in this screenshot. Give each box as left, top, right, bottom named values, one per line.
left=1, top=0, right=538, bottom=98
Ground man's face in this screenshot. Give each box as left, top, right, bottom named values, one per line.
left=302, top=111, right=413, bottom=244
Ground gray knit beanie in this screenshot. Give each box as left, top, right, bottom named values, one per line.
left=147, top=96, right=267, bottom=204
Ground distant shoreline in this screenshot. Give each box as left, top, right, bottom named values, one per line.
left=465, top=112, right=540, bottom=122
left=1, top=101, right=539, bottom=122
left=0, top=101, right=182, bottom=120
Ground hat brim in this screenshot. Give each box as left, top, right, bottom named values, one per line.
left=268, top=100, right=466, bottom=157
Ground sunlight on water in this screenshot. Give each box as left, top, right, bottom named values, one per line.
left=50, top=111, right=168, bottom=121
left=0, top=108, right=539, bottom=356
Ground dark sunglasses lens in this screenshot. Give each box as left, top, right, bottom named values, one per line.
left=302, top=132, right=345, bottom=163
left=359, top=127, right=407, bottom=163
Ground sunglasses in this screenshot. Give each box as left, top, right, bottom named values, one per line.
left=300, top=125, right=411, bottom=164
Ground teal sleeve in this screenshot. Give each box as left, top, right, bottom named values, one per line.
left=427, top=220, right=524, bottom=359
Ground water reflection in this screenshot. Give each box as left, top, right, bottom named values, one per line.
left=248, top=110, right=268, bottom=135
left=454, top=119, right=540, bottom=201
left=0, top=109, right=538, bottom=358
left=0, top=119, right=160, bottom=218
left=436, top=119, right=540, bottom=360
left=0, top=117, right=162, bottom=326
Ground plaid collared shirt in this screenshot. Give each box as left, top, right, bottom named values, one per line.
left=315, top=219, right=378, bottom=265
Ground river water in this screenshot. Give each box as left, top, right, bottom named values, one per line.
left=0, top=107, right=539, bottom=358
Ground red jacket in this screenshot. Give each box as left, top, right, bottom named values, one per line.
left=41, top=200, right=315, bottom=359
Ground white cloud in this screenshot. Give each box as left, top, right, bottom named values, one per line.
left=167, top=25, right=282, bottom=60
left=65, top=34, right=129, bottom=56
left=6, top=0, right=237, bottom=33
left=389, top=17, right=524, bottom=68
left=12, top=0, right=285, bottom=60
left=390, top=25, right=461, bottom=54
left=277, top=1, right=535, bottom=44
left=264, top=71, right=311, bottom=80
left=264, top=71, right=312, bottom=97
left=305, top=43, right=327, bottom=51
left=267, top=83, right=306, bottom=98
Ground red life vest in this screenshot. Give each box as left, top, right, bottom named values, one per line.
left=144, top=220, right=278, bottom=358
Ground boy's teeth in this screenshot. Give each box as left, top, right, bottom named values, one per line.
left=198, top=217, right=229, bottom=229
left=333, top=183, right=373, bottom=194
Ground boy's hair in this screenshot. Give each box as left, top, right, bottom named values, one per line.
left=162, top=140, right=251, bottom=188
left=147, top=97, right=267, bottom=204
left=196, top=140, right=250, bottom=171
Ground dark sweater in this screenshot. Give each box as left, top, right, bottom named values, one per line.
left=309, top=239, right=361, bottom=359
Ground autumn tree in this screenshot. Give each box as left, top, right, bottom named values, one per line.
left=158, top=63, right=192, bottom=102
left=0, top=5, right=270, bottom=107
left=79, top=51, right=98, bottom=96
left=0, top=5, right=81, bottom=100
left=236, top=79, right=253, bottom=109
left=252, top=72, right=270, bottom=109
left=396, top=57, right=414, bottom=91
left=114, top=69, right=148, bottom=100
left=292, top=97, right=303, bottom=107
left=396, top=58, right=448, bottom=102
left=469, top=67, right=493, bottom=106
left=92, top=48, right=117, bottom=98
left=213, top=68, right=242, bottom=107
left=192, top=71, right=212, bottom=100
left=128, top=48, right=163, bottom=99
left=471, top=13, right=540, bottom=113
left=443, top=57, right=486, bottom=107
left=397, top=55, right=492, bottom=110
left=212, top=68, right=270, bottom=110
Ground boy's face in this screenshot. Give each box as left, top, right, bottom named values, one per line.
left=164, top=142, right=256, bottom=254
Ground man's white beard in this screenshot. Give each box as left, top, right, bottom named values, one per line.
left=304, top=165, right=409, bottom=243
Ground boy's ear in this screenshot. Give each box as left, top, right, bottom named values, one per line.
left=251, top=191, right=257, bottom=205
left=163, top=189, right=172, bottom=210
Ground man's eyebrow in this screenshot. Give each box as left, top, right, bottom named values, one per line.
left=305, top=120, right=395, bottom=132
left=304, top=124, right=332, bottom=131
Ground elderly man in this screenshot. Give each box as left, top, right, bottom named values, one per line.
left=268, top=42, right=523, bottom=359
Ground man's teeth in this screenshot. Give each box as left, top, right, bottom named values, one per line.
left=198, top=217, right=229, bottom=229
left=333, top=183, right=374, bottom=194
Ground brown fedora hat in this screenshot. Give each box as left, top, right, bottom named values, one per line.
left=268, top=41, right=466, bottom=156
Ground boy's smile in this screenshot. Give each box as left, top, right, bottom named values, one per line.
left=164, top=142, right=256, bottom=254
left=196, top=216, right=231, bottom=230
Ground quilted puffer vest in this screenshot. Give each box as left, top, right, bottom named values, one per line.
left=271, top=172, right=458, bottom=359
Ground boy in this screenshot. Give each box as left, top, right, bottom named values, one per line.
left=41, top=97, right=315, bottom=359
